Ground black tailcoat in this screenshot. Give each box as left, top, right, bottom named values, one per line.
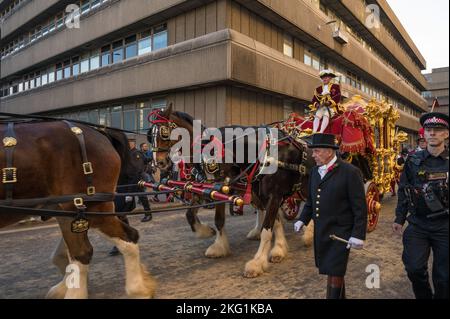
left=299, top=159, right=367, bottom=276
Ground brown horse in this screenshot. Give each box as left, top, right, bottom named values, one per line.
left=0, top=120, right=155, bottom=298
left=150, top=105, right=314, bottom=278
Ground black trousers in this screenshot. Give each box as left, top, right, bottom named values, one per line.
left=402, top=219, right=449, bottom=299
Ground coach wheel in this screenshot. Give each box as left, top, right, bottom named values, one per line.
left=365, top=181, right=381, bottom=232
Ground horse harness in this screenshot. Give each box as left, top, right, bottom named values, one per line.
left=1, top=121, right=113, bottom=233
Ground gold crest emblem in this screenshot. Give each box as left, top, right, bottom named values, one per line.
left=71, top=218, right=89, bottom=233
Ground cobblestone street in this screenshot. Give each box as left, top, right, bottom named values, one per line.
left=0, top=195, right=414, bottom=299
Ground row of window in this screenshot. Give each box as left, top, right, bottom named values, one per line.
left=51, top=97, right=167, bottom=132
left=0, top=24, right=167, bottom=98
left=1, top=0, right=113, bottom=60
left=282, top=34, right=420, bottom=117
left=0, top=0, right=28, bottom=21
left=319, top=1, right=422, bottom=95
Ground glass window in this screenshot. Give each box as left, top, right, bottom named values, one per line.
left=41, top=72, right=48, bottom=86
left=63, top=60, right=71, bottom=78
left=152, top=98, right=167, bottom=109
left=137, top=101, right=151, bottom=132
left=91, top=0, right=101, bottom=9
left=138, top=35, right=152, bottom=55
left=56, top=68, right=63, bottom=81
left=112, top=40, right=123, bottom=63
left=90, top=55, right=100, bottom=70
left=123, top=104, right=136, bottom=131
left=81, top=0, right=90, bottom=14
left=101, top=45, right=111, bottom=66
left=42, top=25, right=49, bottom=36
left=283, top=34, right=293, bottom=58
left=125, top=35, right=137, bottom=59
left=78, top=111, right=89, bottom=122
left=49, top=21, right=56, bottom=32
left=111, top=105, right=122, bottom=128
left=80, top=58, right=89, bottom=73
left=35, top=75, right=41, bottom=87
left=113, top=48, right=123, bottom=63
left=312, top=57, right=320, bottom=70
left=56, top=13, right=64, bottom=28
left=153, top=29, right=167, bottom=50
left=304, top=52, right=311, bottom=66
left=88, top=109, right=99, bottom=124
left=99, top=108, right=110, bottom=126
left=125, top=43, right=137, bottom=59
left=24, top=77, right=29, bottom=90
left=72, top=57, right=80, bottom=76
left=48, top=68, right=55, bottom=83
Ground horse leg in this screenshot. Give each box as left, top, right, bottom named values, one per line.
left=247, top=209, right=265, bottom=240
left=46, top=218, right=92, bottom=299
left=244, top=194, right=282, bottom=278
left=205, top=203, right=230, bottom=258
left=51, top=238, right=70, bottom=275
left=94, top=214, right=156, bottom=298
left=186, top=206, right=215, bottom=239
left=269, top=217, right=289, bottom=263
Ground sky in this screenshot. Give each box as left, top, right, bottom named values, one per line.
left=386, top=0, right=449, bottom=73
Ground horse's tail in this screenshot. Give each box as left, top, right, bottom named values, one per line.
left=100, top=128, right=130, bottom=183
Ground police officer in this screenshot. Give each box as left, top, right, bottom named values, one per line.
left=393, top=112, right=449, bottom=299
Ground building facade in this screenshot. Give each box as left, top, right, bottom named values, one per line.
left=0, top=0, right=428, bottom=146
left=423, top=67, right=449, bottom=116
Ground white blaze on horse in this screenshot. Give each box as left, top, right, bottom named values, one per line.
left=0, top=119, right=155, bottom=298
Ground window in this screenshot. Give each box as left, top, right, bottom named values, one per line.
left=63, top=60, right=71, bottom=78
left=312, top=57, right=320, bottom=70
left=24, top=76, right=29, bottom=90
left=153, top=25, right=167, bottom=50
left=90, top=54, right=100, bottom=70
left=48, top=67, right=55, bottom=83
left=283, top=34, right=293, bottom=58
left=99, top=108, right=110, bottom=126
left=304, top=51, right=312, bottom=66
left=111, top=105, right=122, bottom=128
left=91, top=0, right=101, bottom=9
left=101, top=45, right=111, bottom=66
left=56, top=13, right=64, bottom=28
left=138, top=31, right=152, bottom=55
left=56, top=63, right=63, bottom=81
left=125, top=35, right=137, bottom=59
left=80, top=54, right=90, bottom=73
left=72, top=57, right=80, bottom=76
left=35, top=73, right=41, bottom=87
left=152, top=98, right=167, bottom=109
left=88, top=109, right=99, bottom=124
left=81, top=0, right=90, bottom=15
left=41, top=72, right=48, bottom=86
left=112, top=40, right=123, bottom=63
left=123, top=104, right=136, bottom=131
left=137, top=101, right=151, bottom=132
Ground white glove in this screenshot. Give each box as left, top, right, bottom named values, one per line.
left=294, top=221, right=305, bottom=233
left=125, top=196, right=133, bottom=203
left=346, top=237, right=364, bottom=250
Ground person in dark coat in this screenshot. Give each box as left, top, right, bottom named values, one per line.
left=109, top=136, right=153, bottom=256
left=393, top=112, right=449, bottom=299
left=294, top=133, right=367, bottom=299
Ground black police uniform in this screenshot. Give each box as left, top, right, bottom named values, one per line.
left=395, top=116, right=449, bottom=299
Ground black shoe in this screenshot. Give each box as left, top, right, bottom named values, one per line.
left=108, top=246, right=120, bottom=256
left=141, top=213, right=153, bottom=223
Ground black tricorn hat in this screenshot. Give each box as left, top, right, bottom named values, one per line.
left=420, top=112, right=449, bottom=129
left=307, top=133, right=340, bottom=149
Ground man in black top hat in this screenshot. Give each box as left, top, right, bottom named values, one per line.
left=393, top=112, right=449, bottom=299
left=294, top=133, right=367, bottom=299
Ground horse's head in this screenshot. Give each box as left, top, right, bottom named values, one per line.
left=147, top=103, right=195, bottom=173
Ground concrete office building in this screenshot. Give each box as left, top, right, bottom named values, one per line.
left=423, top=67, right=449, bottom=116
left=1, top=0, right=428, bottom=145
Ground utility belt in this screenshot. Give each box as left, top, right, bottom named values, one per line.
left=404, top=184, right=449, bottom=219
